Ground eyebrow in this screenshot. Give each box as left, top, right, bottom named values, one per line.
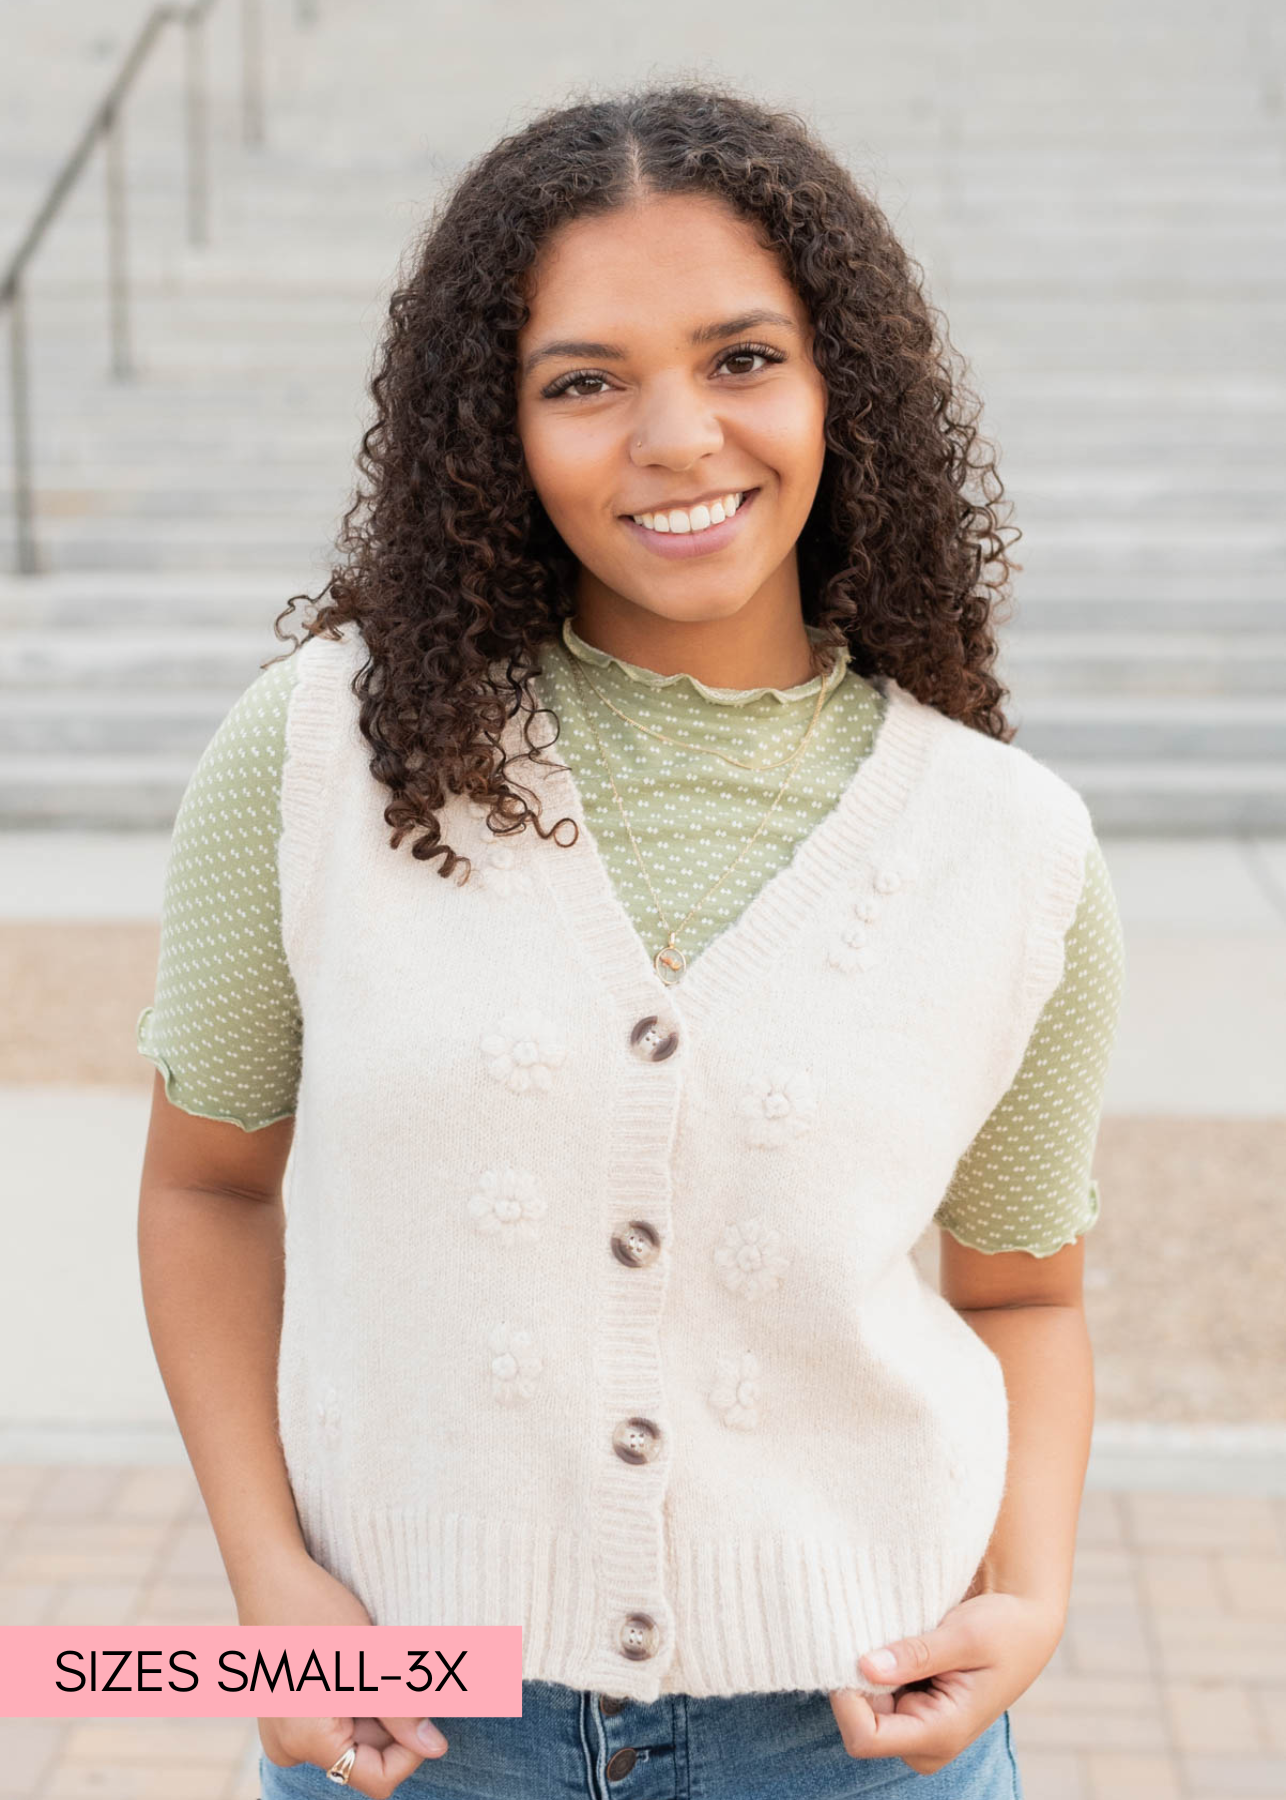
left=520, top=309, right=799, bottom=378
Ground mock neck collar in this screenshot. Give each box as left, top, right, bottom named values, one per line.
left=558, top=615, right=853, bottom=709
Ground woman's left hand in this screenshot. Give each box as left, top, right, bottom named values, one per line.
left=828, top=1591, right=1063, bottom=1775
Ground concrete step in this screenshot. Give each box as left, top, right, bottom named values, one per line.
left=5, top=626, right=1285, bottom=701
left=1012, top=697, right=1286, bottom=762
left=1051, top=762, right=1286, bottom=833
left=0, top=530, right=335, bottom=575
left=1, top=690, right=256, bottom=758
left=0, top=756, right=204, bottom=828
left=5, top=527, right=1283, bottom=579
left=1, top=751, right=1281, bottom=835
left=0, top=630, right=285, bottom=691
left=1004, top=582, right=1283, bottom=631
left=0, top=573, right=312, bottom=629
left=0, top=574, right=1279, bottom=637
left=6, top=686, right=1286, bottom=766
left=998, top=634, right=1286, bottom=696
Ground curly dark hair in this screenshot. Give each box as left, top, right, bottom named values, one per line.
left=269, top=78, right=1021, bottom=882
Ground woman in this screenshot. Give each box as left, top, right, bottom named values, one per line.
left=137, top=81, right=1124, bottom=1799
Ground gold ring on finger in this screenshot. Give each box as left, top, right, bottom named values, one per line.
left=325, top=1743, right=357, bottom=1785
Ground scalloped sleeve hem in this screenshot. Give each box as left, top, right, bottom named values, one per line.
left=937, top=1178, right=1102, bottom=1259
left=136, top=1005, right=295, bottom=1135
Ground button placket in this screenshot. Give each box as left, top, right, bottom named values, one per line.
left=592, top=1005, right=680, bottom=1683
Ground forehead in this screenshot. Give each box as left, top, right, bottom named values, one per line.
left=519, top=193, right=801, bottom=332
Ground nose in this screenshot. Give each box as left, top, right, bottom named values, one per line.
left=629, top=382, right=724, bottom=471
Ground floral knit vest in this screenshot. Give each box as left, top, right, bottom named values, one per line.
left=275, top=621, right=1094, bottom=1701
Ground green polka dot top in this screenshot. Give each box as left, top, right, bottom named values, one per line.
left=137, top=616, right=1125, bottom=1258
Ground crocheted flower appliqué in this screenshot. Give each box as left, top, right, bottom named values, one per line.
left=480, top=1007, right=567, bottom=1094
left=738, top=1066, right=818, bottom=1148
left=710, top=1351, right=761, bottom=1430
left=316, top=1384, right=342, bottom=1448
left=468, top=1166, right=548, bottom=1243
left=472, top=840, right=535, bottom=900
left=488, top=1322, right=543, bottom=1406
left=714, top=1218, right=792, bottom=1300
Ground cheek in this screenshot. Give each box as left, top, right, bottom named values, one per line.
left=520, top=419, right=620, bottom=527
left=745, top=385, right=827, bottom=491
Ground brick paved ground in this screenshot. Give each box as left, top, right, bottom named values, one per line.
left=0, top=1466, right=1284, bottom=1798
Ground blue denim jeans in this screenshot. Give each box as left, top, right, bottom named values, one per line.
left=258, top=1677, right=1024, bottom=1798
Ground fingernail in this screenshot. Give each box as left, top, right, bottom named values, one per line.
left=866, top=1648, right=897, bottom=1673
left=417, top=1720, right=447, bottom=1752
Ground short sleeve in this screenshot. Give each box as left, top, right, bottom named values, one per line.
left=933, top=833, right=1126, bottom=1255
left=136, top=654, right=303, bottom=1131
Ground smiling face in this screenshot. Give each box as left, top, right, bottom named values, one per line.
left=515, top=190, right=829, bottom=657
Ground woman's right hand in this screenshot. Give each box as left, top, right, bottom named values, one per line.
left=238, top=1548, right=449, bottom=1798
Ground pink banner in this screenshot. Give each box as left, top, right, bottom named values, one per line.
left=0, top=1627, right=522, bottom=1717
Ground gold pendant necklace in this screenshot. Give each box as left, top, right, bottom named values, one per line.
left=560, top=642, right=834, bottom=984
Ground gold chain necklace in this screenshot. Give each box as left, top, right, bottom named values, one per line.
left=558, top=617, right=843, bottom=772
left=561, top=642, right=832, bottom=985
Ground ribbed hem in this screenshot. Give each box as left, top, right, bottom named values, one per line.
left=288, top=1483, right=979, bottom=1702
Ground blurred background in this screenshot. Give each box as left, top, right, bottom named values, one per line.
left=0, top=1, right=1283, bottom=1794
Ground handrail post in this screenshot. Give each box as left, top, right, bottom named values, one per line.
left=3, top=0, right=313, bottom=571
left=7, top=278, right=39, bottom=575
left=104, top=102, right=133, bottom=380
left=241, top=0, right=264, bottom=149
left=184, top=6, right=209, bottom=246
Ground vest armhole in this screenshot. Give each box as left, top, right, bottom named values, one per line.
left=279, top=627, right=361, bottom=957
left=1019, top=769, right=1096, bottom=1035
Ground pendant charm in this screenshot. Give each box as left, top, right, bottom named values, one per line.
left=654, top=937, right=687, bottom=985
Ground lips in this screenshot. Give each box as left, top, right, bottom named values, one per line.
left=619, top=485, right=761, bottom=561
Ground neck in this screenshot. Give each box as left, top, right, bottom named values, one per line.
left=569, top=572, right=823, bottom=692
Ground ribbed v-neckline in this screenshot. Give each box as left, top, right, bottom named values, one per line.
left=511, top=671, right=939, bottom=1031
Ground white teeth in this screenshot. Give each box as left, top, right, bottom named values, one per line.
left=632, top=491, right=745, bottom=534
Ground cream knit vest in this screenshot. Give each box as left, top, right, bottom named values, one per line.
left=275, top=621, right=1094, bottom=1701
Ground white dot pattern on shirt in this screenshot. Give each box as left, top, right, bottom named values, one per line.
left=137, top=628, right=1124, bottom=1255
left=135, top=655, right=302, bottom=1132
left=932, top=833, right=1125, bottom=1257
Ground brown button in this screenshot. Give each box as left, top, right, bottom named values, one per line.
left=599, top=1692, right=628, bottom=1715
left=618, top=1612, right=660, bottom=1659
left=606, top=1746, right=638, bottom=1780
left=612, top=1417, right=661, bottom=1464
left=629, top=1015, right=679, bottom=1062
left=611, top=1221, right=662, bottom=1268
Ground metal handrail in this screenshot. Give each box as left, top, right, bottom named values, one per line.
left=1, top=0, right=319, bottom=575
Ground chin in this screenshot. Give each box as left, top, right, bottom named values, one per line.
left=623, top=580, right=763, bottom=622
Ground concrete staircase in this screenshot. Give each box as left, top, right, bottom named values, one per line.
left=0, top=0, right=1282, bottom=829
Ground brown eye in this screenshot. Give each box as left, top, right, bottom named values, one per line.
left=716, top=342, right=784, bottom=377
left=542, top=369, right=610, bottom=400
